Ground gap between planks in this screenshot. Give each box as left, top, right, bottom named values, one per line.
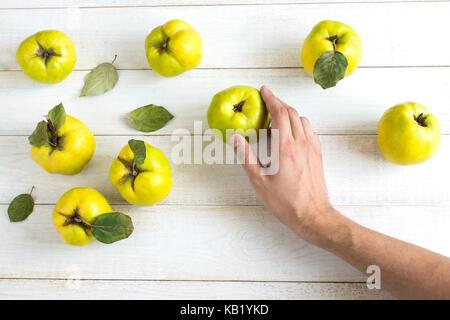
left=2, top=66, right=450, bottom=72
left=0, top=277, right=370, bottom=284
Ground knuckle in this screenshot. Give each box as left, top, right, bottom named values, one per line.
left=300, top=116, right=309, bottom=124
left=297, top=138, right=308, bottom=149
left=282, top=140, right=297, bottom=158
left=278, top=106, right=288, bottom=118
left=288, top=106, right=298, bottom=116
left=250, top=171, right=265, bottom=185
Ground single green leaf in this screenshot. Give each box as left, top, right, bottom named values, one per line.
left=130, top=104, right=174, bottom=132
left=80, top=62, right=119, bottom=97
left=8, top=193, right=34, bottom=222
left=313, top=50, right=348, bottom=89
left=91, top=212, right=134, bottom=244
left=47, top=102, right=66, bottom=131
left=28, top=120, right=50, bottom=147
left=128, top=139, right=146, bottom=166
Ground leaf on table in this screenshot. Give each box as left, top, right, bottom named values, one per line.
left=80, top=61, right=119, bottom=97
left=91, top=212, right=134, bottom=244
left=8, top=191, right=35, bottom=222
left=130, top=104, right=174, bottom=132
left=313, top=50, right=348, bottom=89
left=128, top=139, right=146, bottom=166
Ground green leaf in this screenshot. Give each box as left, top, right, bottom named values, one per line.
left=128, top=139, right=146, bottom=166
left=28, top=120, right=49, bottom=147
left=8, top=192, right=34, bottom=222
left=313, top=50, right=348, bottom=89
left=130, top=104, right=174, bottom=132
left=47, top=102, right=66, bottom=131
left=80, top=62, right=119, bottom=97
left=91, top=212, right=134, bottom=244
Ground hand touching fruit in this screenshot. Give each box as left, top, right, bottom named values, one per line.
left=17, top=30, right=76, bottom=84
left=207, top=86, right=270, bottom=143
left=29, top=103, right=96, bottom=175
left=145, top=19, right=202, bottom=77
left=378, top=102, right=440, bottom=165
left=301, top=20, right=362, bottom=89
left=110, top=140, right=172, bottom=206
left=53, top=187, right=133, bottom=246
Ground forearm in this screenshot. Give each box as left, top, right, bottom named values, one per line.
left=239, top=87, right=450, bottom=299
left=293, top=208, right=450, bottom=299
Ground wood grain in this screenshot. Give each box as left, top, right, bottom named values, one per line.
left=1, top=68, right=449, bottom=136
left=0, top=205, right=448, bottom=281
left=1, top=135, right=449, bottom=206
left=0, top=279, right=393, bottom=300
left=1, top=3, right=449, bottom=70
left=1, top=1, right=448, bottom=300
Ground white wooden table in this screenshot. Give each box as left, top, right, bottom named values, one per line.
left=1, top=0, right=449, bottom=300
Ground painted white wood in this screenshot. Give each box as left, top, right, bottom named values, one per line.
left=1, top=3, right=450, bottom=70
left=0, top=279, right=393, bottom=300
left=1, top=68, right=449, bottom=136
left=0, top=0, right=430, bottom=9
left=1, top=135, right=449, bottom=206
left=1, top=0, right=448, bottom=300
left=0, top=205, right=448, bottom=281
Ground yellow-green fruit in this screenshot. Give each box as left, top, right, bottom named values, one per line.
left=377, top=102, right=440, bottom=165
left=301, top=20, right=362, bottom=77
left=53, top=188, right=112, bottom=246
left=17, top=30, right=76, bottom=84
left=145, top=19, right=202, bottom=77
left=207, top=86, right=270, bottom=143
left=110, top=141, right=172, bottom=206
left=31, top=115, right=96, bottom=175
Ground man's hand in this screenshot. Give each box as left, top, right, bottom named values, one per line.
left=230, top=85, right=336, bottom=245
left=231, top=85, right=450, bottom=299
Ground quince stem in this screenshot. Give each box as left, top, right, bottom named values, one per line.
left=233, top=100, right=246, bottom=113
left=34, top=41, right=61, bottom=66
left=328, top=35, right=338, bottom=52
left=58, top=209, right=91, bottom=235
left=159, top=36, right=170, bottom=54
left=414, top=113, right=428, bottom=127
left=117, top=157, right=146, bottom=191
left=44, top=116, right=58, bottom=147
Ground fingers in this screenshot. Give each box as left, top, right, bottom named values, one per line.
left=300, top=117, right=317, bottom=142
left=261, top=85, right=307, bottom=141
left=287, top=107, right=305, bottom=140
left=260, top=85, right=291, bottom=140
left=231, top=134, right=262, bottom=179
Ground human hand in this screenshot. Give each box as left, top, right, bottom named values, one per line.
left=231, top=86, right=338, bottom=245
left=232, top=87, right=450, bottom=300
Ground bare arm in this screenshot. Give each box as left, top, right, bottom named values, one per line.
left=231, top=85, right=450, bottom=299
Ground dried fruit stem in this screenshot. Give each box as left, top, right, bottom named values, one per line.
left=328, top=35, right=338, bottom=52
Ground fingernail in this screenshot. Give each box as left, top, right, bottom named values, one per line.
left=231, top=134, right=240, bottom=148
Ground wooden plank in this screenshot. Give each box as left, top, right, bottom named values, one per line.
left=1, top=68, right=449, bottom=136
left=1, top=3, right=449, bottom=69
left=0, top=0, right=430, bottom=9
left=0, top=205, right=448, bottom=282
left=1, top=135, right=450, bottom=206
left=0, top=279, right=393, bottom=299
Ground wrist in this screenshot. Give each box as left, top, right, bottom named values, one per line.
left=292, top=206, right=354, bottom=249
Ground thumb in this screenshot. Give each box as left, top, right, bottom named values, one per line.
left=230, top=134, right=262, bottom=178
